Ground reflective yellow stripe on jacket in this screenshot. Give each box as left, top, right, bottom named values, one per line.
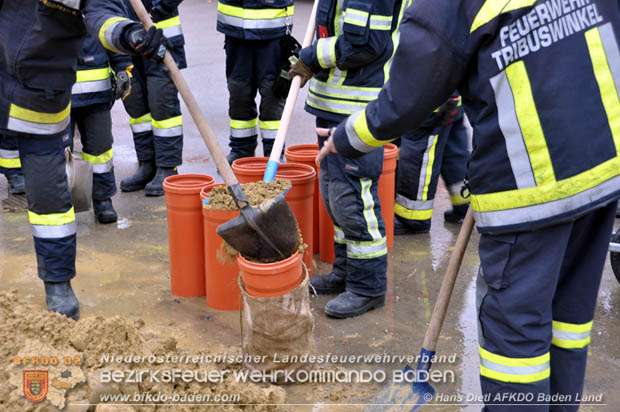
left=217, top=3, right=293, bottom=31
left=72, top=67, right=112, bottom=95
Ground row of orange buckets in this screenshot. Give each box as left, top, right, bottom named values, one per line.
left=161, top=142, right=397, bottom=308
left=162, top=174, right=307, bottom=311
left=283, top=143, right=398, bottom=264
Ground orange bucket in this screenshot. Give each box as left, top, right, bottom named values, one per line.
left=201, top=184, right=241, bottom=310
left=163, top=174, right=216, bottom=297
left=238, top=251, right=303, bottom=297
left=379, top=144, right=398, bottom=249
left=231, top=157, right=269, bottom=184
left=285, top=144, right=320, bottom=254
left=230, top=159, right=316, bottom=276
left=318, top=197, right=335, bottom=264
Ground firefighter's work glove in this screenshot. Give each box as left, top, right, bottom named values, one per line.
left=288, top=56, right=313, bottom=88
left=273, top=69, right=293, bottom=99
left=437, top=97, right=460, bottom=126
left=123, top=24, right=169, bottom=63
left=114, top=66, right=133, bottom=101
left=273, top=34, right=302, bottom=98
left=150, top=3, right=174, bottom=22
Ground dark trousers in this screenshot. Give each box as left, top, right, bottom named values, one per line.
left=122, top=58, right=183, bottom=167
left=476, top=202, right=616, bottom=411
left=395, top=115, right=469, bottom=227
left=318, top=118, right=387, bottom=297
left=70, top=103, right=117, bottom=200
left=225, top=36, right=285, bottom=153
left=16, top=133, right=76, bottom=282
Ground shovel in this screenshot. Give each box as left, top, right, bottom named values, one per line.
left=65, top=147, right=93, bottom=213
left=364, top=208, right=475, bottom=411
left=129, top=0, right=299, bottom=260
left=263, top=0, right=318, bottom=182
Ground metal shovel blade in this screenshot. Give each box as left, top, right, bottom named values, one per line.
left=216, top=193, right=299, bottom=260
left=65, top=148, right=93, bottom=213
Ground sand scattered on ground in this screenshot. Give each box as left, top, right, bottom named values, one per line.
left=0, top=290, right=287, bottom=411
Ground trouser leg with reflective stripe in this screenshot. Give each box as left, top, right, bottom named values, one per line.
left=122, top=67, right=155, bottom=162
left=256, top=37, right=285, bottom=156
left=318, top=167, right=348, bottom=280
left=71, top=103, right=117, bottom=200
left=17, top=134, right=76, bottom=282
left=395, top=128, right=448, bottom=227
left=439, top=117, right=470, bottom=207
left=318, top=118, right=387, bottom=297
left=476, top=202, right=615, bottom=411
left=147, top=74, right=183, bottom=167
left=225, top=36, right=259, bottom=152
left=0, top=134, right=21, bottom=175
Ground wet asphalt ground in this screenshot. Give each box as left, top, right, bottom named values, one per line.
left=0, top=0, right=619, bottom=410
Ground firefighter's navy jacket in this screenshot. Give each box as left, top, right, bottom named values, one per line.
left=332, top=0, right=620, bottom=234
left=0, top=0, right=134, bottom=138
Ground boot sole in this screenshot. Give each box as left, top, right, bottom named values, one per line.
left=144, top=189, right=165, bottom=197
left=325, top=296, right=385, bottom=319
left=120, top=183, right=147, bottom=192
left=96, top=215, right=118, bottom=224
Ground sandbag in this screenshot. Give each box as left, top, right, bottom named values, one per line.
left=240, top=268, right=314, bottom=384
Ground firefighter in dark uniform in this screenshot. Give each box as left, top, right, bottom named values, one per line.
left=289, top=0, right=407, bottom=318
left=217, top=0, right=294, bottom=162
left=70, top=34, right=134, bottom=224
left=394, top=94, right=470, bottom=235
left=320, top=0, right=620, bottom=409
left=0, top=0, right=170, bottom=320
left=0, top=134, right=24, bottom=194
left=120, top=0, right=186, bottom=196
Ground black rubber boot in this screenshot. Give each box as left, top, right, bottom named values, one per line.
left=393, top=216, right=430, bottom=235
left=44, top=281, right=80, bottom=321
left=120, top=161, right=156, bottom=192
left=93, top=199, right=118, bottom=224
left=324, top=291, right=385, bottom=319
left=226, top=146, right=256, bottom=164
left=444, top=204, right=469, bottom=224
left=144, top=167, right=178, bottom=196
left=6, top=171, right=25, bottom=195
left=309, top=272, right=345, bottom=295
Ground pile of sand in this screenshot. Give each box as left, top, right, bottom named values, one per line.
left=205, top=180, right=292, bottom=210
left=0, top=290, right=286, bottom=411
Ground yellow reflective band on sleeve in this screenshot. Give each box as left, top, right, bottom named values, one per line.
left=344, top=9, right=369, bottom=27
left=259, top=120, right=280, bottom=130
left=354, top=110, right=386, bottom=148
left=505, top=61, right=555, bottom=186
left=231, top=118, right=258, bottom=129
left=217, top=3, right=293, bottom=20
left=0, top=158, right=21, bottom=169
left=76, top=67, right=111, bottom=83
left=369, top=15, right=392, bottom=30
left=10, top=103, right=71, bottom=124
left=152, top=115, right=183, bottom=129
left=82, top=149, right=113, bottom=165
left=129, top=113, right=152, bottom=125
left=552, top=320, right=593, bottom=349
left=450, top=193, right=470, bottom=206
left=334, top=226, right=346, bottom=244
left=317, top=37, right=338, bottom=69
left=479, top=346, right=550, bottom=384
left=470, top=0, right=536, bottom=33
left=394, top=203, right=433, bottom=220
left=586, top=26, right=620, bottom=153
left=28, top=207, right=75, bottom=226
left=155, top=15, right=181, bottom=29
left=99, top=17, right=129, bottom=54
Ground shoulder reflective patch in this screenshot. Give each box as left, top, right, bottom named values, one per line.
left=470, top=0, right=536, bottom=33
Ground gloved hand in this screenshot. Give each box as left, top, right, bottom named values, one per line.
left=437, top=97, right=460, bottom=126
left=114, top=66, right=133, bottom=100
left=123, top=24, right=169, bottom=63
left=287, top=55, right=313, bottom=88
left=273, top=34, right=302, bottom=98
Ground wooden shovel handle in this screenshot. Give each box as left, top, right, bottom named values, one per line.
left=267, top=0, right=319, bottom=165
left=128, top=0, right=239, bottom=186
left=422, top=207, right=475, bottom=351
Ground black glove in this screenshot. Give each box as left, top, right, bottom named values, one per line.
left=150, top=3, right=174, bottom=22
left=273, top=34, right=302, bottom=98
left=123, top=24, right=169, bottom=63
left=436, top=97, right=460, bottom=126
left=114, top=66, right=133, bottom=100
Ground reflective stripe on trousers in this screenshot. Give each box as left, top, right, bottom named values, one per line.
left=129, top=113, right=153, bottom=134
left=231, top=118, right=258, bottom=139
left=82, top=148, right=113, bottom=174
left=0, top=148, right=21, bottom=169
left=152, top=115, right=183, bottom=137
